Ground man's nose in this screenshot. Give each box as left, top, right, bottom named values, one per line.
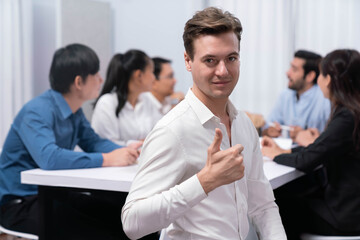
left=215, top=61, right=229, bottom=76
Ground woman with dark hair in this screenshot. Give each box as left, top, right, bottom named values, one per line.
left=261, top=49, right=360, bottom=239
left=92, top=50, right=156, bottom=146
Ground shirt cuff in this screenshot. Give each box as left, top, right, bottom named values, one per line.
left=87, top=152, right=104, bottom=167
left=177, top=175, right=207, bottom=208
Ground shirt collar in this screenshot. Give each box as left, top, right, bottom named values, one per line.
left=124, top=94, right=147, bottom=110
left=145, top=92, right=162, bottom=110
left=185, top=89, right=238, bottom=125
left=296, top=85, right=318, bottom=100
left=49, top=89, right=73, bottom=119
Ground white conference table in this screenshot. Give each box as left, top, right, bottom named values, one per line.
left=21, top=161, right=303, bottom=192
left=21, top=137, right=301, bottom=191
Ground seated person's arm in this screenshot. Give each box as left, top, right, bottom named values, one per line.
left=294, top=128, right=320, bottom=147
left=21, top=108, right=138, bottom=170
left=261, top=109, right=353, bottom=172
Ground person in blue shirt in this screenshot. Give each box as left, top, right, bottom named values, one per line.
left=0, top=43, right=143, bottom=239
left=262, top=50, right=331, bottom=143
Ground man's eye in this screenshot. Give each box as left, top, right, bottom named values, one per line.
left=205, top=59, right=214, bottom=63
left=229, top=56, right=237, bottom=62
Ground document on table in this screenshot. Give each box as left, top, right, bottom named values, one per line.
left=259, top=137, right=293, bottom=161
left=261, top=137, right=292, bottom=149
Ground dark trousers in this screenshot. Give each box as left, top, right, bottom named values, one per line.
left=275, top=170, right=360, bottom=240
left=0, top=190, right=158, bottom=240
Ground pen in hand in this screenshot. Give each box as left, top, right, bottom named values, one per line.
left=269, top=122, right=294, bottom=132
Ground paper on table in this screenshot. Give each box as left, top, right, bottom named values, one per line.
left=259, top=137, right=292, bottom=149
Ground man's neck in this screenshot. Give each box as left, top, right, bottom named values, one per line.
left=151, top=91, right=165, bottom=103
left=191, top=88, right=228, bottom=118
left=192, top=89, right=232, bottom=144
left=296, top=84, right=314, bottom=100
left=62, top=93, right=83, bottom=113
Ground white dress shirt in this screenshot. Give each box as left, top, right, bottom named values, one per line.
left=122, top=89, right=286, bottom=240
left=143, top=92, right=172, bottom=123
left=91, top=92, right=160, bottom=146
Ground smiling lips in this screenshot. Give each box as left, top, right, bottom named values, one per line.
left=212, top=80, right=231, bottom=86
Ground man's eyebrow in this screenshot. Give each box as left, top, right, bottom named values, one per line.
left=200, top=54, right=216, bottom=61
left=291, top=63, right=298, bottom=69
left=200, top=52, right=239, bottom=61
left=228, top=52, right=239, bottom=57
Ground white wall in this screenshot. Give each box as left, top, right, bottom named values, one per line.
left=33, top=0, right=56, bottom=97
left=99, top=0, right=206, bottom=96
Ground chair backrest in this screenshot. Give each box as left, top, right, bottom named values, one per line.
left=301, top=233, right=360, bottom=240
left=0, top=225, right=38, bottom=240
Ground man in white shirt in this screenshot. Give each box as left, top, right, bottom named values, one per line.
left=144, top=57, right=184, bottom=122
left=121, top=7, right=286, bottom=240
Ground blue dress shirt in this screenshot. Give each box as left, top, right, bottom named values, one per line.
left=265, top=85, right=331, bottom=134
left=0, top=90, right=120, bottom=205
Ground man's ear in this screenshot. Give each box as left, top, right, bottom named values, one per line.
left=184, top=51, right=192, bottom=72
left=74, top=76, right=83, bottom=90
left=305, top=71, right=316, bottom=83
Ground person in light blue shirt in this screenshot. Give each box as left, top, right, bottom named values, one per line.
left=0, top=43, right=142, bottom=239
left=262, top=50, right=331, bottom=142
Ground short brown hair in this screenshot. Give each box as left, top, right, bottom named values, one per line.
left=183, top=7, right=243, bottom=60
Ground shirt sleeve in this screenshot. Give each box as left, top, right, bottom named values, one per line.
left=121, top=126, right=207, bottom=239
left=77, top=110, right=121, bottom=152
left=274, top=108, right=354, bottom=172
left=246, top=126, right=287, bottom=239
left=19, top=108, right=103, bottom=170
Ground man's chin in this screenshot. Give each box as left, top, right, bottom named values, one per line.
left=288, top=83, right=295, bottom=90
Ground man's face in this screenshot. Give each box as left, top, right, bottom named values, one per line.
left=184, top=31, right=240, bottom=103
left=153, top=63, right=176, bottom=97
left=286, top=57, right=306, bottom=91
left=81, top=72, right=103, bottom=100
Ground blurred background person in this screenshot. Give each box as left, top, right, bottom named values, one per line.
left=262, top=50, right=330, bottom=143
left=261, top=49, right=360, bottom=239
left=143, top=57, right=184, bottom=123
left=92, top=50, right=156, bottom=146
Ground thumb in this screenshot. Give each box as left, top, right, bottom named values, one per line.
left=209, top=128, right=223, bottom=154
